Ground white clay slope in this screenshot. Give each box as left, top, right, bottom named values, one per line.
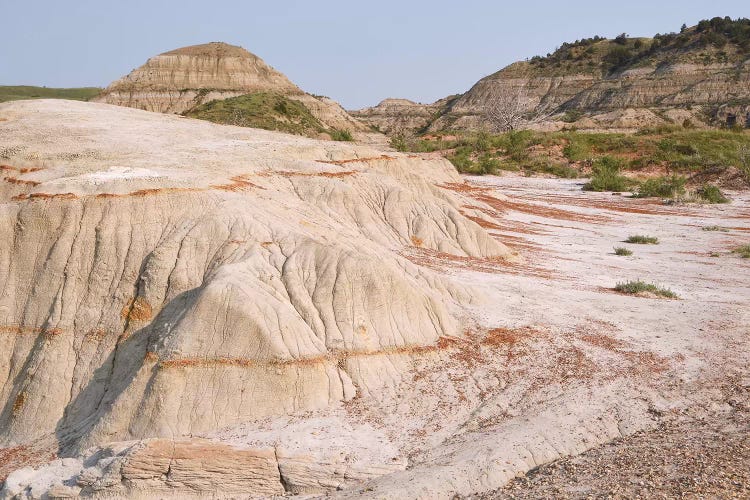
left=0, top=99, right=512, bottom=462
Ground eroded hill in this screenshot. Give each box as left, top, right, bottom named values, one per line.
left=355, top=18, right=750, bottom=133
left=94, top=42, right=367, bottom=139
left=0, top=99, right=748, bottom=498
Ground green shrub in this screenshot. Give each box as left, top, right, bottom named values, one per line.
left=583, top=156, right=631, bottom=192
left=330, top=129, right=354, bottom=142
left=625, top=235, right=659, bottom=244
left=448, top=151, right=474, bottom=173
left=696, top=184, right=729, bottom=203
left=563, top=142, right=590, bottom=162
left=614, top=247, right=633, bottom=256
left=497, top=130, right=535, bottom=161
left=476, top=153, right=500, bottom=174
left=390, top=134, right=408, bottom=152
left=733, top=245, right=750, bottom=258
left=634, top=175, right=686, bottom=198
left=604, top=45, right=634, bottom=69
left=614, top=280, right=678, bottom=298
left=702, top=225, right=729, bottom=232
left=474, top=130, right=491, bottom=152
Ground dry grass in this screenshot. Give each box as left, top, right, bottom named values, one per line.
left=625, top=235, right=659, bottom=244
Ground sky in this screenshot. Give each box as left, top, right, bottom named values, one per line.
left=1, top=1, right=748, bottom=109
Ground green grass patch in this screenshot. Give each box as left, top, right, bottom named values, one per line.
left=732, top=245, right=750, bottom=258
left=614, top=280, right=679, bottom=298
left=696, top=184, right=730, bottom=203
left=185, top=92, right=329, bottom=137
left=614, top=247, right=633, bottom=256
left=0, top=85, right=101, bottom=103
left=625, top=235, right=659, bottom=244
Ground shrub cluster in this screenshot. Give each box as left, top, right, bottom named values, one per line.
left=625, top=235, right=659, bottom=244
left=634, top=175, right=686, bottom=198
left=696, top=184, right=729, bottom=204
left=615, top=280, right=678, bottom=298
left=583, top=156, right=631, bottom=192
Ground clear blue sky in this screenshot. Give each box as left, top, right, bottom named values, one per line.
left=1, top=0, right=747, bottom=109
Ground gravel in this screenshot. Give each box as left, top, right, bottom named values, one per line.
left=476, top=383, right=750, bottom=499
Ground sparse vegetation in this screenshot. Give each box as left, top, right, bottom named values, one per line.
left=702, top=225, right=729, bottom=232
left=522, top=18, right=750, bottom=78
left=583, top=156, right=631, bottom=192
left=391, top=127, right=750, bottom=188
left=614, top=280, right=678, bottom=298
left=614, top=247, right=633, bottom=256
left=330, top=129, right=354, bottom=141
left=186, top=92, right=337, bottom=138
left=696, top=184, right=729, bottom=203
left=625, top=235, right=659, bottom=244
left=733, top=245, right=750, bottom=258
left=634, top=175, right=686, bottom=198
left=0, top=85, right=101, bottom=103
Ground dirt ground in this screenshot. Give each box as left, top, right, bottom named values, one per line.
left=446, top=174, right=750, bottom=499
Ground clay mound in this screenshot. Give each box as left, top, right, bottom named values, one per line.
left=96, top=42, right=300, bottom=97
left=94, top=42, right=367, bottom=136
left=0, top=99, right=513, bottom=460
left=162, top=41, right=263, bottom=58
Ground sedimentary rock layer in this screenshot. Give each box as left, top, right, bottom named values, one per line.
left=94, top=42, right=366, bottom=133
left=0, top=99, right=511, bottom=461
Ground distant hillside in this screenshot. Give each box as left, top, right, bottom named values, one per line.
left=356, top=17, right=750, bottom=134
left=0, top=86, right=101, bottom=103
left=95, top=42, right=367, bottom=139
left=516, top=17, right=750, bottom=77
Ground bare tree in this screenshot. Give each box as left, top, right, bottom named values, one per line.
left=483, top=86, right=555, bottom=132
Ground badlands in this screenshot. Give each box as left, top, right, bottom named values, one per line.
left=0, top=97, right=748, bottom=498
